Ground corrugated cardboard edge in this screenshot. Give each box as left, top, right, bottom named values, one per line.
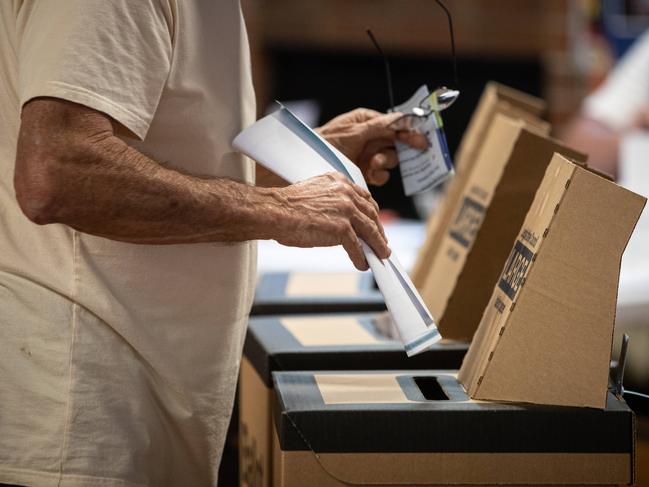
left=272, top=386, right=633, bottom=485
left=461, top=155, right=646, bottom=410
left=239, top=357, right=274, bottom=487
left=459, top=155, right=577, bottom=400
left=453, top=81, right=546, bottom=173
left=273, top=430, right=628, bottom=487
left=411, top=84, right=548, bottom=288
left=419, top=115, right=528, bottom=319
left=424, top=115, right=585, bottom=341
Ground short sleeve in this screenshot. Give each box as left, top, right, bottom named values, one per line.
left=16, top=0, right=173, bottom=140
left=583, top=30, right=649, bottom=131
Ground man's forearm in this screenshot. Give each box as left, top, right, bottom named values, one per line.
left=15, top=98, right=392, bottom=269
left=15, top=113, right=283, bottom=244
left=61, top=141, right=286, bottom=243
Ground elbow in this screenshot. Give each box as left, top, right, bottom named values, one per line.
left=14, top=154, right=63, bottom=226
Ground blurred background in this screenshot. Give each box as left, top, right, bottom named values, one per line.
left=239, top=0, right=649, bottom=482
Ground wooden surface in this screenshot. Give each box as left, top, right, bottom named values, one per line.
left=242, top=0, right=585, bottom=124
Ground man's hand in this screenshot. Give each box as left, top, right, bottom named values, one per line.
left=316, top=108, right=428, bottom=186
left=270, top=172, right=389, bottom=270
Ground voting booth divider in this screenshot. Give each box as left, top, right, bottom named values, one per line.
left=458, top=154, right=647, bottom=408
left=419, top=114, right=586, bottom=341
left=411, top=81, right=549, bottom=289
left=269, top=157, right=646, bottom=487
left=239, top=314, right=469, bottom=487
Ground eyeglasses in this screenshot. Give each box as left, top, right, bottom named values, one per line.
left=367, top=0, right=459, bottom=132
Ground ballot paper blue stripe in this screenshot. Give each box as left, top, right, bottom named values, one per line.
left=276, top=107, right=354, bottom=181
left=387, top=257, right=434, bottom=326
left=404, top=327, right=440, bottom=353
left=436, top=127, right=454, bottom=172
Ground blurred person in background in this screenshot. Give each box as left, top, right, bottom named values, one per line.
left=562, top=29, right=649, bottom=178
left=0, top=1, right=425, bottom=486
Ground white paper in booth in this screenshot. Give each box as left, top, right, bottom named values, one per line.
left=233, top=105, right=441, bottom=356
left=393, top=85, right=454, bottom=196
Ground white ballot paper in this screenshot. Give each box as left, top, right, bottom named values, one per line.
left=233, top=106, right=441, bottom=356
left=394, top=84, right=454, bottom=196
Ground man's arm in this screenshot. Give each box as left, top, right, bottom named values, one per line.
left=14, top=98, right=389, bottom=270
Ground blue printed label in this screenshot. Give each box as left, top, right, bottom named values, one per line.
left=448, top=196, right=486, bottom=248
left=498, top=240, right=534, bottom=300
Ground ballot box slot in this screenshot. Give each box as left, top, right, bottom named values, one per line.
left=413, top=376, right=449, bottom=400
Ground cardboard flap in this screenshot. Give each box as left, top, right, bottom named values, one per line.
left=459, top=155, right=576, bottom=394
left=411, top=83, right=547, bottom=288
left=421, top=114, right=586, bottom=341
left=454, top=82, right=546, bottom=173
left=420, top=114, right=527, bottom=319
left=459, top=155, right=647, bottom=408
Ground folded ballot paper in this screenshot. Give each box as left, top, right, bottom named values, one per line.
left=233, top=106, right=441, bottom=356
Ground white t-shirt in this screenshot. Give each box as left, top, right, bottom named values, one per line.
left=0, top=1, right=257, bottom=486
left=584, top=30, right=649, bottom=131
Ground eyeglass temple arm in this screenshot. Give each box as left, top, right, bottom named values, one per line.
left=434, top=0, right=459, bottom=88
left=366, top=29, right=396, bottom=109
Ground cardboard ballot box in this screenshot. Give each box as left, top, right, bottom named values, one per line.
left=272, top=370, right=634, bottom=486
left=251, top=272, right=384, bottom=316
left=459, top=154, right=647, bottom=409
left=240, top=314, right=469, bottom=487
left=419, top=114, right=585, bottom=341
left=411, top=82, right=549, bottom=289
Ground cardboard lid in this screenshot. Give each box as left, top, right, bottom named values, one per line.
left=251, top=272, right=385, bottom=315
left=244, top=314, right=469, bottom=386
left=272, top=370, right=633, bottom=454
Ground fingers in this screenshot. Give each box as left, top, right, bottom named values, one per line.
left=362, top=149, right=396, bottom=186
left=330, top=172, right=380, bottom=215
left=340, top=224, right=369, bottom=271
left=397, top=130, right=429, bottom=150
left=369, top=169, right=390, bottom=186
left=325, top=172, right=391, bottom=268
left=360, top=112, right=406, bottom=141
left=349, top=211, right=390, bottom=260
left=350, top=107, right=384, bottom=122
left=371, top=149, right=398, bottom=171
left=350, top=183, right=380, bottom=216
left=348, top=188, right=385, bottom=239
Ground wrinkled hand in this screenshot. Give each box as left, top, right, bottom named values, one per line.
left=316, top=108, right=428, bottom=186
left=272, top=172, right=390, bottom=270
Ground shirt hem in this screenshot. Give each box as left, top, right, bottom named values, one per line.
left=0, top=466, right=148, bottom=487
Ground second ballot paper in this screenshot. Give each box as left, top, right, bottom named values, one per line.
left=232, top=105, right=441, bottom=356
